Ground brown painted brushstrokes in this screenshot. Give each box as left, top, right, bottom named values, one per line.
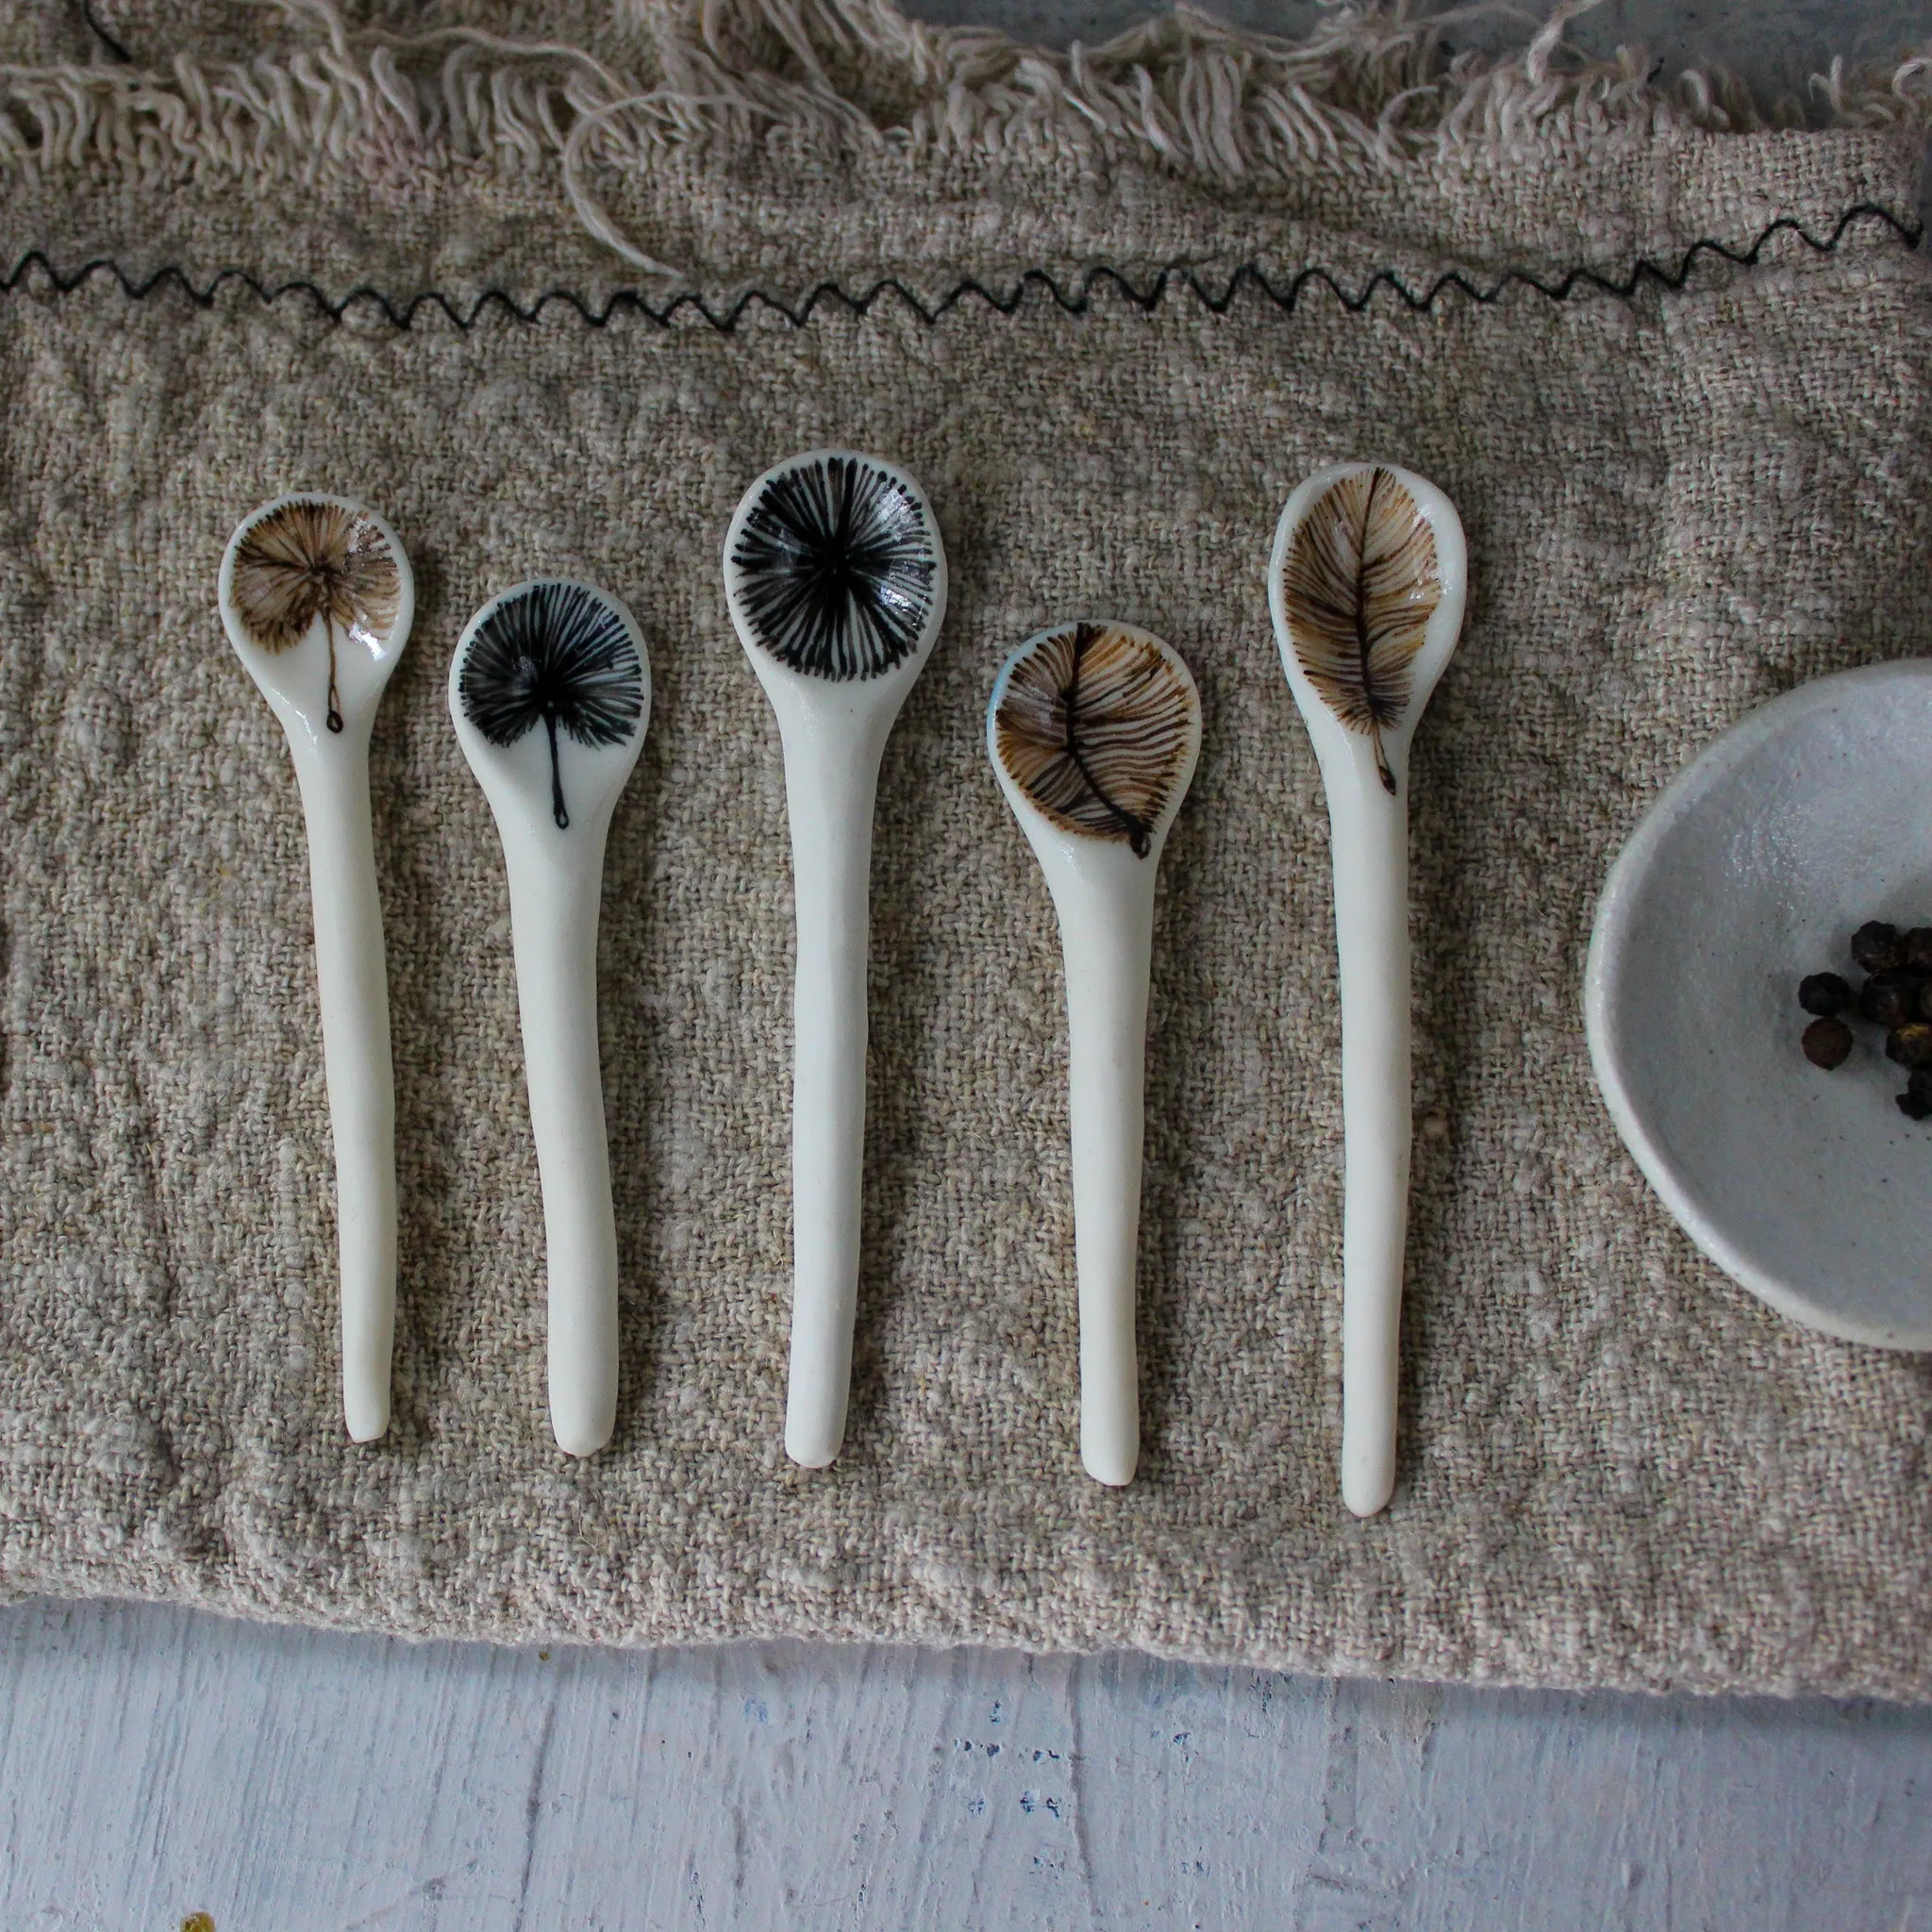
left=229, top=499, right=400, bottom=733
left=994, top=623, right=1196, bottom=858
left=1280, top=466, right=1441, bottom=793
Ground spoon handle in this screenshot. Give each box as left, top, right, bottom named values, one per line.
left=1054, top=863, right=1158, bottom=1487
left=1327, top=770, right=1412, bottom=1518
left=503, top=838, right=622, bottom=1457
left=779, top=727, right=881, bottom=1468
left=288, top=733, right=396, bottom=1444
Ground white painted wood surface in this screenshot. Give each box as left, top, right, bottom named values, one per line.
left=1, top=1597, right=1927, bottom=1929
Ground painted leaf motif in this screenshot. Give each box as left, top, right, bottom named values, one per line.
left=1281, top=466, right=1441, bottom=793
left=993, top=623, right=1196, bottom=858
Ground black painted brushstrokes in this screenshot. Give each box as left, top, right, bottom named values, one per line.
left=729, top=455, right=939, bottom=681
left=458, top=580, right=644, bottom=829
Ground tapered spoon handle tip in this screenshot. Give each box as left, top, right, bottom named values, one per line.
left=339, top=1190, right=394, bottom=1443
left=343, top=1391, right=390, bottom=1445
left=783, top=1213, right=858, bottom=1467
left=1080, top=1424, right=1138, bottom=1489
left=548, top=1252, right=620, bottom=1457
left=780, top=1367, right=850, bottom=1468
left=551, top=1405, right=615, bottom=1460
left=784, top=1421, right=843, bottom=1471
left=1342, top=1456, right=1395, bottom=1519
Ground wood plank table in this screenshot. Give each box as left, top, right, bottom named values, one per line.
left=3, top=1598, right=1928, bottom=1928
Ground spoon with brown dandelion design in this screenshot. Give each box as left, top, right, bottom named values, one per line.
left=218, top=493, right=415, bottom=1443
left=989, top=622, right=1202, bottom=1485
left=724, top=450, right=948, bottom=1469
left=1268, top=462, right=1467, bottom=1518
left=450, top=579, right=651, bottom=1457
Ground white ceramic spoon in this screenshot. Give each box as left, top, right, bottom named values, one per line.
left=1267, top=461, right=1467, bottom=1518
left=723, top=449, right=948, bottom=1469
left=988, top=622, right=1202, bottom=1486
left=449, top=578, right=651, bottom=1457
left=218, top=493, right=415, bottom=1444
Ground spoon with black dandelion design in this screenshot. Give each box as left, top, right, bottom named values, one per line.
left=218, top=493, right=415, bottom=1443
left=1268, top=462, right=1467, bottom=1518
left=450, top=579, right=650, bottom=1457
left=724, top=450, right=948, bottom=1469
left=988, top=622, right=1202, bottom=1486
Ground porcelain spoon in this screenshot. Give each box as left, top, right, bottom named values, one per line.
left=988, top=621, right=1202, bottom=1486
left=723, top=449, right=948, bottom=1469
left=218, top=492, right=415, bottom=1443
left=1267, top=462, right=1467, bottom=1517
left=450, top=578, right=651, bottom=1457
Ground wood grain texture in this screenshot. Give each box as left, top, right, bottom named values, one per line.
left=0, top=1599, right=1926, bottom=1930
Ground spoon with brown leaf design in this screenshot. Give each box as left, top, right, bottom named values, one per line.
left=1268, top=462, right=1467, bottom=1517
left=988, top=621, right=1202, bottom=1486
left=218, top=493, right=415, bottom=1443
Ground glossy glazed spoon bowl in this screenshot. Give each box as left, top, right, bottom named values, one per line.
left=1268, top=461, right=1467, bottom=1517
left=988, top=621, right=1202, bottom=1486
left=218, top=492, right=415, bottom=1444
left=723, top=449, right=948, bottom=1469
left=450, top=579, right=651, bottom=1457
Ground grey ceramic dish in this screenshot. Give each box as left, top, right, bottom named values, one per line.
left=1586, top=659, right=1932, bottom=1351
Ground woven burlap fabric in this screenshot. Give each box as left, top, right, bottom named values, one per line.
left=1, top=0, right=1928, bottom=1697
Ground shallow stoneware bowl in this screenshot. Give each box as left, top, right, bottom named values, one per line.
left=1586, top=659, right=1932, bottom=1351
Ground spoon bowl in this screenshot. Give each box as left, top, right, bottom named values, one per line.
left=220, top=493, right=414, bottom=745
left=453, top=578, right=650, bottom=842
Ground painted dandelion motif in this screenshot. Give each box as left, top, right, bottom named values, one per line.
left=228, top=499, right=402, bottom=734
left=1279, top=465, right=1441, bottom=794
left=993, top=624, right=1199, bottom=858
left=727, top=454, right=940, bottom=680
left=458, top=581, right=645, bottom=830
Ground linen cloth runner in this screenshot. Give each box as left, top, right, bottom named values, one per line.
left=1, top=0, right=1928, bottom=1697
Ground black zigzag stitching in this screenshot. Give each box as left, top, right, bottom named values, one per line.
left=0, top=203, right=1920, bottom=334
left=80, top=2, right=133, bottom=64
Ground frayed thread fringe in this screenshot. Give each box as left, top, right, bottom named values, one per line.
left=2, top=0, right=1926, bottom=279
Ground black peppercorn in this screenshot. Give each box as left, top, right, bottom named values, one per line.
left=1908, top=1068, right=1932, bottom=1108
left=1902, top=928, right=1932, bottom=974
left=1798, top=972, right=1852, bottom=1015
left=1898, top=1091, right=1932, bottom=1122
left=1860, top=971, right=1920, bottom=1028
left=1852, top=921, right=1906, bottom=973
left=1888, top=1023, right=1932, bottom=1068
left=1803, top=1016, right=1855, bottom=1069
